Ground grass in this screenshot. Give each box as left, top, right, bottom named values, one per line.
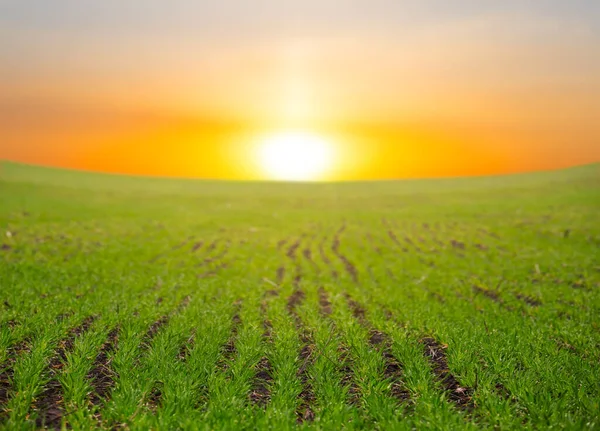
left=0, top=161, right=599, bottom=430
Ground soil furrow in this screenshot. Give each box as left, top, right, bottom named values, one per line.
left=0, top=339, right=32, bottom=416
left=198, top=261, right=229, bottom=278
left=250, top=302, right=274, bottom=407
left=88, top=327, right=120, bottom=408
left=206, top=240, right=219, bottom=253
left=338, top=344, right=361, bottom=406
left=287, top=240, right=301, bottom=260
left=318, top=287, right=332, bottom=316
left=368, top=331, right=411, bottom=402
left=149, top=238, right=193, bottom=263
left=421, top=337, right=474, bottom=410
left=473, top=285, right=516, bottom=312
left=293, top=267, right=303, bottom=289
left=344, top=294, right=410, bottom=404
left=34, top=315, right=98, bottom=429
left=319, top=237, right=339, bottom=280
left=250, top=356, right=274, bottom=407
left=201, top=248, right=228, bottom=265
left=217, top=300, right=243, bottom=371
left=302, top=247, right=320, bottom=272
left=365, top=233, right=382, bottom=255
left=191, top=241, right=204, bottom=252
left=286, top=290, right=316, bottom=423
left=514, top=293, right=542, bottom=307
left=178, top=330, right=197, bottom=361
left=143, top=316, right=170, bottom=346
left=276, top=266, right=286, bottom=285
left=331, top=226, right=358, bottom=283
left=144, top=296, right=191, bottom=414
left=450, top=240, right=466, bottom=250
left=142, top=295, right=191, bottom=350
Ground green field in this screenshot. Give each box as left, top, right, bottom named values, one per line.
left=1, top=161, right=599, bottom=430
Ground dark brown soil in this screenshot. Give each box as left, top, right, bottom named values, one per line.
left=249, top=357, right=274, bottom=406
left=336, top=254, right=358, bottom=283
left=319, top=238, right=340, bottom=279
left=344, top=294, right=367, bottom=325
left=250, top=297, right=275, bottom=406
left=34, top=316, right=98, bottom=429
left=338, top=344, right=360, bottom=405
left=262, top=319, right=273, bottom=340
left=368, top=331, right=410, bottom=402
left=318, top=287, right=332, bottom=316
left=178, top=330, right=196, bottom=361
left=276, top=266, right=286, bottom=284
left=386, top=227, right=402, bottom=247
left=287, top=240, right=301, bottom=259
left=191, top=241, right=204, bottom=252
left=554, top=337, right=577, bottom=353
left=284, top=290, right=316, bottom=422
left=472, top=285, right=501, bottom=304
left=303, top=247, right=320, bottom=272
left=287, top=290, right=306, bottom=328
left=421, top=337, right=474, bottom=410
left=217, top=301, right=243, bottom=371
left=319, top=239, right=332, bottom=266
left=450, top=240, right=466, bottom=250
left=293, top=268, right=303, bottom=288
left=172, top=239, right=192, bottom=251
left=6, top=320, right=20, bottom=329
left=302, top=247, right=312, bottom=262
left=296, top=339, right=316, bottom=423
left=332, top=225, right=346, bottom=247
left=201, top=248, right=229, bottom=265
left=365, top=233, right=382, bottom=255
left=0, top=339, right=31, bottom=411
left=287, top=290, right=305, bottom=311
left=515, top=293, right=542, bottom=307
left=146, top=381, right=164, bottom=412
left=198, top=262, right=229, bottom=278
left=206, top=240, right=219, bottom=252
left=143, top=315, right=169, bottom=345
left=345, top=296, right=410, bottom=404
left=88, top=327, right=120, bottom=406
left=485, top=230, right=500, bottom=239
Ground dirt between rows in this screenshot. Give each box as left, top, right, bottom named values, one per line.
left=331, top=226, right=359, bottom=283
left=249, top=299, right=275, bottom=407
left=0, top=338, right=31, bottom=414
left=217, top=300, right=243, bottom=372
left=344, top=293, right=410, bottom=404
left=421, top=337, right=474, bottom=410
left=286, top=289, right=317, bottom=423
left=88, top=327, right=120, bottom=411
left=34, top=315, right=98, bottom=430
left=318, top=287, right=332, bottom=316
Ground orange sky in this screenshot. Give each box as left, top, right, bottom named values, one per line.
left=1, top=1, right=599, bottom=180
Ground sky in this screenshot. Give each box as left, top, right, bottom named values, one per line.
left=1, top=0, right=599, bottom=180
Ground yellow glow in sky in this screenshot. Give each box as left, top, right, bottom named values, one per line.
left=257, top=132, right=336, bottom=181
left=1, top=2, right=599, bottom=180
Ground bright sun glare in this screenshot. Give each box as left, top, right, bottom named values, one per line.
left=258, top=132, right=335, bottom=181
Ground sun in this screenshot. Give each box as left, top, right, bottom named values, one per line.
left=257, top=132, right=335, bottom=181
